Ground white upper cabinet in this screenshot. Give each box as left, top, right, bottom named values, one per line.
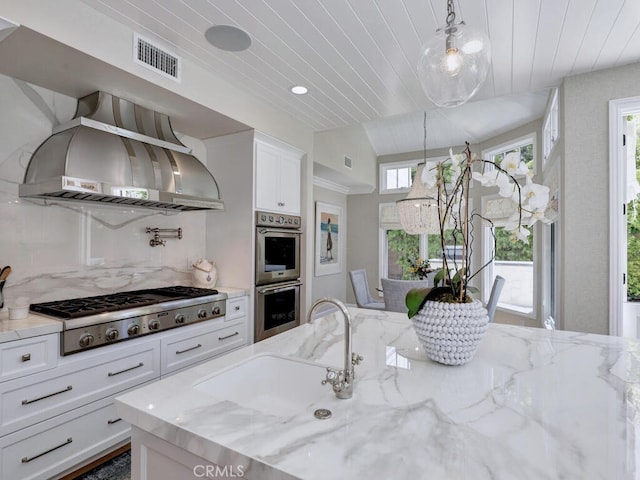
left=255, top=140, right=301, bottom=215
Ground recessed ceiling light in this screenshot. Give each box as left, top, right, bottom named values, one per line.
left=205, top=25, right=251, bottom=52
left=290, top=85, right=308, bottom=95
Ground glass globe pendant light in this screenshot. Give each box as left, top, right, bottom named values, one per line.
left=417, top=0, right=491, bottom=108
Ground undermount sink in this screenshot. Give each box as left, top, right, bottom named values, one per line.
left=194, top=354, right=336, bottom=416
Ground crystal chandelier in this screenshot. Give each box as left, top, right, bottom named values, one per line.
left=396, top=113, right=439, bottom=234
left=417, top=0, right=491, bottom=108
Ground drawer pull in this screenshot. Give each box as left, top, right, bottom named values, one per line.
left=234, top=306, right=241, bottom=311
left=22, top=385, right=73, bottom=405
left=176, top=343, right=202, bottom=355
left=107, top=418, right=123, bottom=425
left=219, top=331, right=239, bottom=341
left=22, top=353, right=31, bottom=362
left=22, top=437, right=72, bottom=463
left=108, top=362, right=144, bottom=377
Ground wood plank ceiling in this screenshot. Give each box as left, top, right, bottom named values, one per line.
left=80, top=0, right=640, bottom=155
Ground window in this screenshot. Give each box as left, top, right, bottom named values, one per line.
left=481, top=132, right=539, bottom=317
left=379, top=161, right=418, bottom=194
left=379, top=203, right=427, bottom=281
left=487, top=225, right=534, bottom=313
left=483, top=134, right=536, bottom=175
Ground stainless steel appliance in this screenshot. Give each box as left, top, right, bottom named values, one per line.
left=20, top=91, right=225, bottom=211
left=29, top=286, right=227, bottom=355
left=254, top=211, right=302, bottom=341
left=255, top=211, right=302, bottom=285
left=255, top=281, right=301, bottom=342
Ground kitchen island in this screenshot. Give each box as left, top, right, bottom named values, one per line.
left=115, top=307, right=640, bottom=480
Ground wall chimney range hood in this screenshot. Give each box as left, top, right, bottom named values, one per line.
left=19, top=91, right=224, bottom=211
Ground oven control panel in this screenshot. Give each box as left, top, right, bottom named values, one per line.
left=62, top=299, right=226, bottom=355
left=256, top=211, right=301, bottom=228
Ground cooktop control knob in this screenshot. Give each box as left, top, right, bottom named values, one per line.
left=105, top=328, right=119, bottom=342
left=175, top=314, right=186, bottom=324
left=148, top=319, right=160, bottom=331
left=212, top=306, right=221, bottom=316
left=197, top=309, right=207, bottom=319
left=127, top=324, right=140, bottom=336
left=79, top=333, right=94, bottom=348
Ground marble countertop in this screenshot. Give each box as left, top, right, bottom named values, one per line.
left=0, top=312, right=62, bottom=343
left=115, top=307, right=640, bottom=480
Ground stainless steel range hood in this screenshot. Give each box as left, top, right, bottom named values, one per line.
left=19, top=91, right=224, bottom=211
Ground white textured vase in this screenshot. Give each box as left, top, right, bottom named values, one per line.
left=411, top=299, right=489, bottom=366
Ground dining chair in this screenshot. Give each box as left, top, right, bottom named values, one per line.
left=486, top=275, right=506, bottom=322
left=349, top=269, right=385, bottom=310
left=380, top=278, right=430, bottom=313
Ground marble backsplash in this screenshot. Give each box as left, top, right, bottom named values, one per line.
left=0, top=74, right=209, bottom=308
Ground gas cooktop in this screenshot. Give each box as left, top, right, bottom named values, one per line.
left=29, top=286, right=228, bottom=355
left=30, top=286, right=220, bottom=319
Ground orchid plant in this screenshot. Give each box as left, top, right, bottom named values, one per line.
left=406, top=142, right=551, bottom=317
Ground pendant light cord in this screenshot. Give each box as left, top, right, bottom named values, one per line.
left=423, top=111, right=427, bottom=165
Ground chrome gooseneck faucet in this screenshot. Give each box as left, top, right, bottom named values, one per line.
left=307, top=298, right=363, bottom=399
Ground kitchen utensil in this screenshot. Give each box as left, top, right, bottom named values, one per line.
left=0, top=266, right=11, bottom=281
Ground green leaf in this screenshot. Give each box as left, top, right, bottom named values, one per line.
left=433, top=268, right=447, bottom=287
left=405, top=287, right=431, bottom=319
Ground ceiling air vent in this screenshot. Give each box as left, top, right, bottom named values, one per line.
left=133, top=33, right=181, bottom=81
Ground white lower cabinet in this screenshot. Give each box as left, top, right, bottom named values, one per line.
left=161, top=319, right=247, bottom=376
left=0, top=337, right=159, bottom=436
left=0, top=297, right=249, bottom=480
left=1, top=387, right=138, bottom=480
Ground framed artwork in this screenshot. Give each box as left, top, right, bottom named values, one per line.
left=315, top=201, right=343, bottom=276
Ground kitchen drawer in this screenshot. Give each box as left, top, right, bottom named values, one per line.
left=0, top=334, right=58, bottom=383
left=1, top=393, right=130, bottom=480
left=0, top=337, right=159, bottom=436
left=161, top=320, right=248, bottom=376
left=226, top=296, right=248, bottom=321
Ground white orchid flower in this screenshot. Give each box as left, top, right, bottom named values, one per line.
left=520, top=181, right=550, bottom=211
left=421, top=161, right=439, bottom=188
left=503, top=223, right=530, bottom=244
left=496, top=172, right=516, bottom=197
left=472, top=170, right=500, bottom=187
left=502, top=152, right=530, bottom=176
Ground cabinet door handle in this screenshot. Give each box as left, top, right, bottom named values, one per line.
left=108, top=362, right=144, bottom=377
left=234, top=305, right=241, bottom=311
left=22, top=385, right=73, bottom=405
left=107, top=418, right=123, bottom=425
left=219, top=332, right=239, bottom=341
left=175, top=343, right=202, bottom=355
left=22, top=437, right=72, bottom=463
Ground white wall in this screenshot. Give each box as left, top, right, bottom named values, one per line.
left=314, top=123, right=377, bottom=187
left=561, top=62, right=640, bottom=335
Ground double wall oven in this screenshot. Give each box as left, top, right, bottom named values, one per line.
left=255, top=211, right=302, bottom=342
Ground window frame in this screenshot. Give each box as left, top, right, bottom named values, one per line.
left=378, top=203, right=427, bottom=287
left=481, top=133, right=537, bottom=177
left=481, top=218, right=538, bottom=319
left=379, top=160, right=420, bottom=195
left=480, top=132, right=543, bottom=321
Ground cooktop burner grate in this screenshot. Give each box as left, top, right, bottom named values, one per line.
left=30, top=286, right=219, bottom=319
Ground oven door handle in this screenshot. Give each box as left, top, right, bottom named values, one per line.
left=258, top=228, right=303, bottom=235
left=258, top=282, right=303, bottom=295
